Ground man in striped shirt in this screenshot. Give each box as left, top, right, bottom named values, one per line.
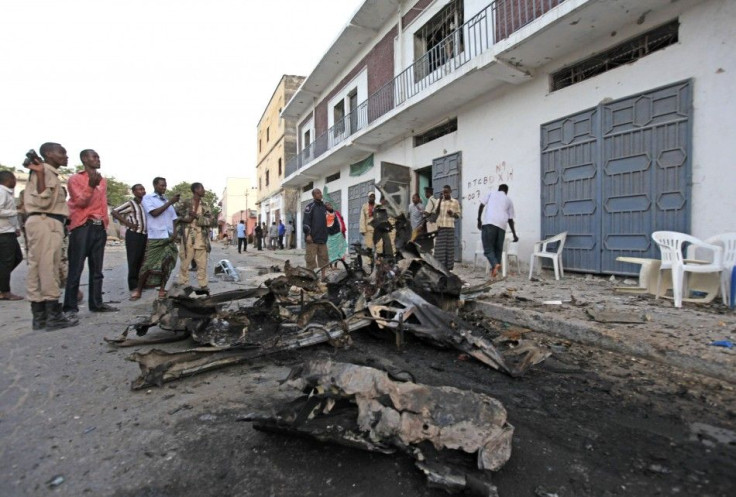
left=112, top=184, right=147, bottom=295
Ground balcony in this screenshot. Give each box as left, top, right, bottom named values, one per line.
left=284, top=0, right=680, bottom=185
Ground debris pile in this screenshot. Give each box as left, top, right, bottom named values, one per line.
left=244, top=359, right=513, bottom=496
left=110, top=204, right=550, bottom=494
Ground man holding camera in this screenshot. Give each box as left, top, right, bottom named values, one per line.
left=130, top=177, right=179, bottom=300
left=23, top=143, right=78, bottom=330
left=63, top=149, right=117, bottom=316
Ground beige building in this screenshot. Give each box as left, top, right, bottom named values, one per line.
left=219, top=177, right=257, bottom=238
left=255, top=75, right=304, bottom=231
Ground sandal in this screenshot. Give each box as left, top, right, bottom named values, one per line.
left=0, top=292, right=23, bottom=301
left=129, top=290, right=141, bottom=301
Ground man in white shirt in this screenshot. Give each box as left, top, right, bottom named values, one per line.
left=130, top=177, right=179, bottom=299
left=477, top=184, right=519, bottom=278
left=0, top=171, right=23, bottom=300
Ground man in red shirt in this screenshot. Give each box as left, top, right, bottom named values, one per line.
left=63, top=149, right=118, bottom=315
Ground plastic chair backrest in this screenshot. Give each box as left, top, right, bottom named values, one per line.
left=541, top=232, right=567, bottom=254
left=506, top=237, right=518, bottom=256
left=651, top=231, right=688, bottom=265
left=706, top=233, right=736, bottom=268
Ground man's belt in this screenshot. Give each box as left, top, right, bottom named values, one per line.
left=83, top=219, right=104, bottom=226
left=27, top=212, right=67, bottom=224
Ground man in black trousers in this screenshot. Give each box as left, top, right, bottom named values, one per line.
left=112, top=184, right=148, bottom=298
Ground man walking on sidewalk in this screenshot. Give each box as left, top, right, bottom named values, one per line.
left=0, top=171, right=23, bottom=301
left=23, top=142, right=78, bottom=330
left=236, top=220, right=247, bottom=253
left=63, top=149, right=118, bottom=316
left=478, top=184, right=518, bottom=278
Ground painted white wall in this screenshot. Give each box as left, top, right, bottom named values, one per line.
left=451, top=0, right=736, bottom=261
left=292, top=0, right=736, bottom=269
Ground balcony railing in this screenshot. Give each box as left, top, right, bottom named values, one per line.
left=285, top=0, right=564, bottom=178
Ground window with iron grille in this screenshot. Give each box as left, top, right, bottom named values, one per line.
left=414, top=0, right=464, bottom=81
left=414, top=118, right=458, bottom=147
left=302, top=182, right=314, bottom=193
left=551, top=20, right=679, bottom=92
left=326, top=172, right=340, bottom=183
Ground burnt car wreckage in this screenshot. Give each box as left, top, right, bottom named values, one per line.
left=109, top=187, right=549, bottom=495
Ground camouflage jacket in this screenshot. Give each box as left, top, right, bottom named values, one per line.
left=175, top=198, right=216, bottom=253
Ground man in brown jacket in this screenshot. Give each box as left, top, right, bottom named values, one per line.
left=23, top=143, right=79, bottom=330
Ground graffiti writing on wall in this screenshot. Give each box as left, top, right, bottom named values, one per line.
left=465, top=161, right=514, bottom=202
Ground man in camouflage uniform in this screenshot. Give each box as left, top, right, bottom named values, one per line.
left=175, top=182, right=216, bottom=292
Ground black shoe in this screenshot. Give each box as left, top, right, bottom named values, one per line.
left=194, top=287, right=210, bottom=296
left=91, top=303, right=119, bottom=312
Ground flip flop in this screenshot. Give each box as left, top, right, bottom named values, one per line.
left=0, top=293, right=23, bottom=301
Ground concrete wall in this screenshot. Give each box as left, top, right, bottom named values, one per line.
left=290, top=0, right=736, bottom=266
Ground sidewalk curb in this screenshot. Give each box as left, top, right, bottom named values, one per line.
left=469, top=300, right=736, bottom=384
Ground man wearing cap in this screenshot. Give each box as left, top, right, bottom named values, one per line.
left=359, top=192, right=376, bottom=254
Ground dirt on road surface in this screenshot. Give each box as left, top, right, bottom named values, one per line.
left=1, top=243, right=735, bottom=497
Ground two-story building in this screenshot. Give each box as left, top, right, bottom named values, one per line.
left=256, top=75, right=305, bottom=231
left=281, top=0, right=735, bottom=274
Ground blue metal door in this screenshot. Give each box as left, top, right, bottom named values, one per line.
left=541, top=81, right=692, bottom=274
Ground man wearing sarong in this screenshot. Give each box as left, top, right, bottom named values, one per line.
left=130, top=177, right=179, bottom=300
left=175, top=182, right=215, bottom=292
left=434, top=185, right=461, bottom=271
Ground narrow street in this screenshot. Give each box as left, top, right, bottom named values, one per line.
left=1, top=242, right=734, bottom=497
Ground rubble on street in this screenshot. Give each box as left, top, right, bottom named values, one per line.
left=244, top=359, right=514, bottom=497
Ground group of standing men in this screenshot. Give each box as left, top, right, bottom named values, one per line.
left=0, top=141, right=216, bottom=331
left=246, top=220, right=293, bottom=252
left=299, top=180, right=518, bottom=278
left=116, top=178, right=216, bottom=300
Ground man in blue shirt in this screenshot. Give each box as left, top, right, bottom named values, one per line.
left=236, top=220, right=247, bottom=253
left=278, top=220, right=286, bottom=249
left=130, top=177, right=179, bottom=299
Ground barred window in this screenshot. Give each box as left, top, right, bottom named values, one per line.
left=551, top=21, right=679, bottom=91
left=414, top=118, right=458, bottom=147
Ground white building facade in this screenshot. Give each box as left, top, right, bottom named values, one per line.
left=282, top=0, right=736, bottom=274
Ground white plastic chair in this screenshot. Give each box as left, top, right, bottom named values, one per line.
left=473, top=240, right=490, bottom=274
left=502, top=237, right=520, bottom=277
left=651, top=231, right=723, bottom=308
left=689, top=233, right=736, bottom=305
left=529, top=232, right=567, bottom=280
